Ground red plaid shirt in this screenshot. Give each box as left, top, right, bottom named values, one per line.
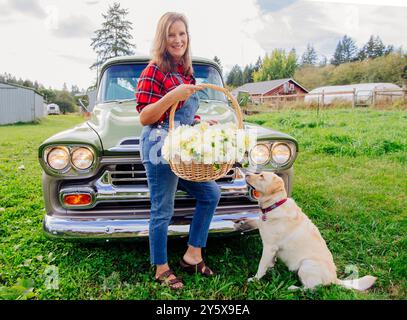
left=135, top=63, right=201, bottom=124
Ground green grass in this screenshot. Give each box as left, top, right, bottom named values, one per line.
left=0, top=111, right=406, bottom=300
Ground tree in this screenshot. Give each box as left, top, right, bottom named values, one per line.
left=242, top=64, right=254, bottom=84
left=331, top=35, right=358, bottom=65
left=213, top=56, right=223, bottom=75
left=38, top=88, right=56, bottom=103
left=53, top=91, right=77, bottom=114
left=358, top=35, right=394, bottom=60
left=286, top=49, right=298, bottom=76
left=331, top=40, right=344, bottom=66
left=372, top=36, right=385, bottom=58
left=90, top=2, right=136, bottom=70
left=341, top=35, right=358, bottom=62
left=254, top=56, right=263, bottom=72
left=384, top=45, right=394, bottom=56
left=252, top=49, right=298, bottom=82
left=319, top=55, right=328, bottom=67
left=70, top=85, right=81, bottom=95
left=226, top=65, right=243, bottom=87
left=301, top=43, right=318, bottom=65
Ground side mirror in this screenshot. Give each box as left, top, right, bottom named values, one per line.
left=78, top=99, right=91, bottom=119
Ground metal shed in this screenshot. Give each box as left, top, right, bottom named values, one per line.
left=0, top=82, right=45, bottom=125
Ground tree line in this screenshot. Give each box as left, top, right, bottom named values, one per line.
left=225, top=35, right=406, bottom=89
left=0, top=73, right=85, bottom=114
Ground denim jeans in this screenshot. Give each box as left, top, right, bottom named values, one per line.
left=140, top=92, right=221, bottom=265
left=143, top=161, right=221, bottom=265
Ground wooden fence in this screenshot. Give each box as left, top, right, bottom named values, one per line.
left=252, top=88, right=407, bottom=108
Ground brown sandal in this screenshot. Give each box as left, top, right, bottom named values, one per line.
left=179, top=258, right=215, bottom=277
left=155, top=269, right=184, bottom=290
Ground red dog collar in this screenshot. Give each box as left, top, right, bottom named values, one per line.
left=261, top=198, right=288, bottom=221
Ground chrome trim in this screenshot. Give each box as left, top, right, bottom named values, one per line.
left=43, top=210, right=260, bottom=239
left=59, top=167, right=255, bottom=209
left=101, top=166, right=236, bottom=185
left=108, top=136, right=140, bottom=152
left=100, top=157, right=142, bottom=165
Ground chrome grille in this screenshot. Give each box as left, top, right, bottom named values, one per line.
left=102, top=163, right=237, bottom=186
left=103, top=163, right=147, bottom=185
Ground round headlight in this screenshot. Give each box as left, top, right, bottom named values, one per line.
left=271, top=143, right=291, bottom=165
left=249, top=144, right=270, bottom=165
left=47, top=147, right=70, bottom=170
left=71, top=147, right=94, bottom=170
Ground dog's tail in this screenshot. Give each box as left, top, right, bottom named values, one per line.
left=336, top=276, right=377, bottom=291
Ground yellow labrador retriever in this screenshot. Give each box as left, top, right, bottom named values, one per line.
left=245, top=171, right=377, bottom=291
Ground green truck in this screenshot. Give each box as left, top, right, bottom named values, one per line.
left=38, top=56, right=298, bottom=240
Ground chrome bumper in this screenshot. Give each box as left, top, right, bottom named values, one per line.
left=43, top=210, right=260, bottom=240
left=42, top=166, right=292, bottom=240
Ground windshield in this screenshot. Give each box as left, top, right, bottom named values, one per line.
left=97, top=63, right=226, bottom=103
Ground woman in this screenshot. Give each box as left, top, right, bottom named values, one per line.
left=135, top=12, right=221, bottom=290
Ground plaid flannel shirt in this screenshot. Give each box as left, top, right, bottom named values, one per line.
left=135, top=63, right=201, bottom=124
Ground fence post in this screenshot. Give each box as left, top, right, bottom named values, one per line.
left=321, top=90, right=325, bottom=108
left=352, top=88, right=356, bottom=108
left=372, top=89, right=376, bottom=107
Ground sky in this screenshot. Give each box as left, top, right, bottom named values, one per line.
left=0, top=0, right=406, bottom=91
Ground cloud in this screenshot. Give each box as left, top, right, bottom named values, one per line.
left=305, top=0, right=407, bottom=7
left=256, top=0, right=298, bottom=12
left=7, top=0, right=47, bottom=19
left=0, top=6, right=15, bottom=24
left=58, top=54, right=93, bottom=65
left=51, top=15, right=94, bottom=39
left=252, top=0, right=407, bottom=60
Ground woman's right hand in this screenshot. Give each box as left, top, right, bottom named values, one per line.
left=168, top=84, right=204, bottom=102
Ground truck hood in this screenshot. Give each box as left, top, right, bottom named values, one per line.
left=87, top=100, right=295, bottom=156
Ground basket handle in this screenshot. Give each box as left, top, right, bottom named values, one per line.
left=168, top=83, right=244, bottom=131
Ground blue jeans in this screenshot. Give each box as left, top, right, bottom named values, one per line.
left=140, top=92, right=221, bottom=265
left=144, top=161, right=221, bottom=265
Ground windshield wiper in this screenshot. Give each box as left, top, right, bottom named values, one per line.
left=199, top=99, right=228, bottom=103
left=118, top=98, right=137, bottom=104
left=103, top=98, right=137, bottom=104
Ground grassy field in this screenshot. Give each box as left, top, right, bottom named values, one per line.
left=0, top=110, right=406, bottom=300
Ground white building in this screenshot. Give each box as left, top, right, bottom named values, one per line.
left=304, top=83, right=402, bottom=105
left=0, top=82, right=45, bottom=125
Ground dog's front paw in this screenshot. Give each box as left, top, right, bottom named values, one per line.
left=247, top=277, right=258, bottom=283
left=234, top=219, right=259, bottom=232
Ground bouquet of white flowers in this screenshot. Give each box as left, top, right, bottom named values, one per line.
left=163, top=82, right=252, bottom=181
left=162, top=121, right=257, bottom=168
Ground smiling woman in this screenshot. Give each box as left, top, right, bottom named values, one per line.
left=135, top=12, right=220, bottom=291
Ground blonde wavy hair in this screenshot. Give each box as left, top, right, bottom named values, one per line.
left=151, top=12, right=193, bottom=76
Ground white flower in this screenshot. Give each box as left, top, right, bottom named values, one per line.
left=162, top=122, right=257, bottom=164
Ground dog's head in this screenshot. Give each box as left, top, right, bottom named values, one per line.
left=246, top=171, right=287, bottom=201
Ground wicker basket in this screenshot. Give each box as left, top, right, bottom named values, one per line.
left=168, top=83, right=244, bottom=182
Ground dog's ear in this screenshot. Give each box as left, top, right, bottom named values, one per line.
left=265, top=175, right=285, bottom=195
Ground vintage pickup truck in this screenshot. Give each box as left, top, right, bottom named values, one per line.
left=38, top=56, right=298, bottom=240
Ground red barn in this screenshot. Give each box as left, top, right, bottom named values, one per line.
left=231, top=78, right=308, bottom=104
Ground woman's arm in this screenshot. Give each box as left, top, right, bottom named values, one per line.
left=139, top=84, right=203, bottom=126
